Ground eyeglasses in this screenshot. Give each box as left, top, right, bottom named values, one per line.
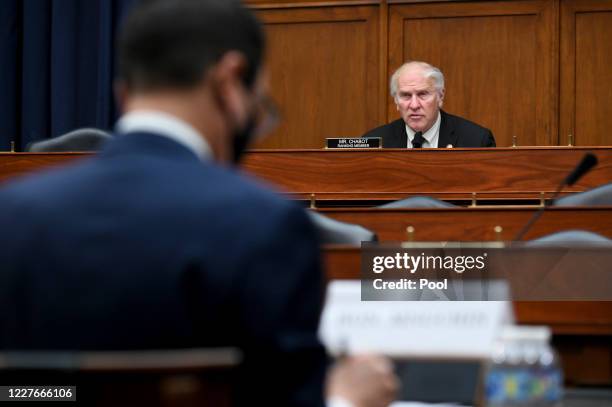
left=253, top=95, right=281, bottom=139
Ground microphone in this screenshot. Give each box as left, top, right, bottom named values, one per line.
left=513, top=153, right=598, bottom=241
left=564, top=153, right=598, bottom=186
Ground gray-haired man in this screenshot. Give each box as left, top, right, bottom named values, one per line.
left=363, top=61, right=495, bottom=148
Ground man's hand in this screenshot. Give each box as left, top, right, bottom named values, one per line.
left=326, top=354, right=399, bottom=407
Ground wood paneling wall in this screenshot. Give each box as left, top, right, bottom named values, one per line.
left=560, top=0, right=612, bottom=146
left=388, top=0, right=557, bottom=147
left=246, top=0, right=612, bottom=148
left=254, top=6, right=379, bottom=148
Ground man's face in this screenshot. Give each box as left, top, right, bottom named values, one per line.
left=394, top=67, right=444, bottom=133
left=248, top=67, right=279, bottom=140
left=228, top=66, right=280, bottom=162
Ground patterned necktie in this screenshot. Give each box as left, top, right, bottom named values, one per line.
left=412, top=131, right=425, bottom=148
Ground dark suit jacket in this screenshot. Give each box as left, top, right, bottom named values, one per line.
left=0, top=132, right=327, bottom=406
left=362, top=110, right=496, bottom=148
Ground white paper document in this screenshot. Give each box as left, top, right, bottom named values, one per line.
left=319, top=280, right=513, bottom=358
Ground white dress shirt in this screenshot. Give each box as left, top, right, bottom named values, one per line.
left=116, top=110, right=213, bottom=162
left=405, top=111, right=441, bottom=148
left=327, top=397, right=356, bottom=407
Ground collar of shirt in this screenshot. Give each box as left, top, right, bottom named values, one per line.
left=405, top=110, right=441, bottom=148
left=327, top=397, right=356, bottom=407
left=116, top=110, right=213, bottom=162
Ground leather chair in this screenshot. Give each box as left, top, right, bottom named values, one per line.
left=554, top=183, right=612, bottom=206
left=27, top=128, right=112, bottom=152
left=378, top=196, right=455, bottom=209
left=307, top=211, right=377, bottom=244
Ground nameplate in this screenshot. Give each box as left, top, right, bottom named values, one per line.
left=326, top=137, right=382, bottom=149
left=319, top=280, right=513, bottom=358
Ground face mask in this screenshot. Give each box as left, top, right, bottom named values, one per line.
left=211, top=79, right=256, bottom=164
left=231, top=112, right=257, bottom=164
left=213, top=77, right=278, bottom=164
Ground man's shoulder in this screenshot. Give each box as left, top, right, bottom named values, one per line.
left=361, top=119, right=404, bottom=139
left=183, top=166, right=319, bottom=266
left=209, top=168, right=303, bottom=221
left=0, top=152, right=298, bottom=226
left=0, top=159, right=90, bottom=206
left=443, top=111, right=490, bottom=134
left=132, top=155, right=311, bottom=237
left=442, top=111, right=495, bottom=147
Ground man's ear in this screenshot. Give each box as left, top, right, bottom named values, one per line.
left=210, top=51, right=250, bottom=123
left=438, top=89, right=445, bottom=108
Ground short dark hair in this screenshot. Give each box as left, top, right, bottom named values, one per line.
left=117, top=0, right=265, bottom=91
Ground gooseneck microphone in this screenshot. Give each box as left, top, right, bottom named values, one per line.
left=513, top=153, right=598, bottom=241
left=563, top=153, right=598, bottom=186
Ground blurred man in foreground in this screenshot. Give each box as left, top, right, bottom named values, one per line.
left=363, top=61, right=495, bottom=148
left=0, top=1, right=396, bottom=406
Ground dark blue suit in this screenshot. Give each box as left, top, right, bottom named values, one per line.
left=0, top=132, right=327, bottom=406
left=362, top=110, right=496, bottom=148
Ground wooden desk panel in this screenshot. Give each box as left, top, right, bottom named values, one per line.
left=242, top=147, right=612, bottom=201
left=318, top=206, right=612, bottom=241
left=2, top=148, right=611, bottom=204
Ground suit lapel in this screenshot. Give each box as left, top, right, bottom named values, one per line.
left=438, top=111, right=457, bottom=148
left=391, top=119, right=408, bottom=148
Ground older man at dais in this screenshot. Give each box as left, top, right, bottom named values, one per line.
left=362, top=61, right=496, bottom=148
